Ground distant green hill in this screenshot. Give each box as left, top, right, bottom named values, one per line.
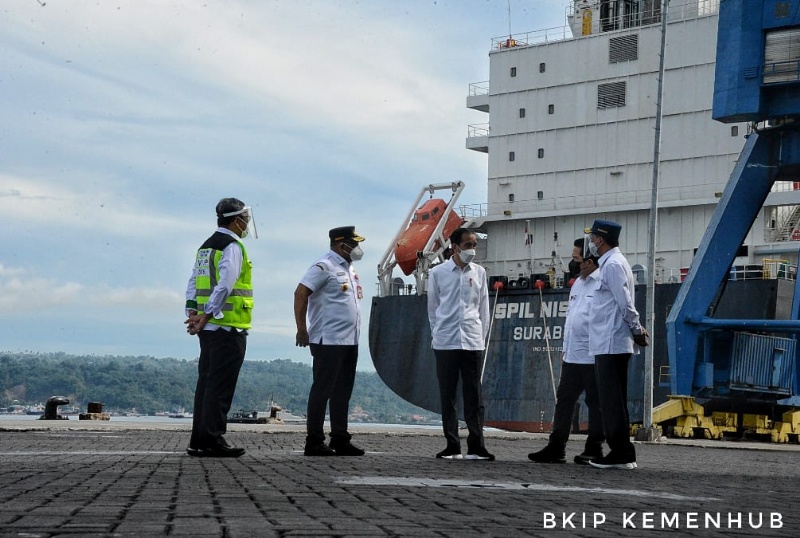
left=0, top=352, right=437, bottom=424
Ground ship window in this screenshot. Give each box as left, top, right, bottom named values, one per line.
left=548, top=104, right=555, bottom=114
left=763, top=27, right=800, bottom=84
left=609, top=34, right=638, bottom=63
left=510, top=67, right=517, bottom=77
left=421, top=213, right=430, bottom=221
left=731, top=126, right=739, bottom=137
left=539, top=62, right=546, bottom=73
left=537, top=191, right=544, bottom=200
left=598, top=81, right=626, bottom=108
left=432, top=206, right=440, bottom=216
left=509, top=151, right=515, bottom=161
left=538, top=148, right=544, bottom=158
left=509, top=193, right=515, bottom=202
left=519, top=108, right=526, bottom=118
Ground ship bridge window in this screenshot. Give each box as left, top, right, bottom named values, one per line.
left=598, top=81, right=626, bottom=108
left=609, top=34, right=638, bottom=63
left=763, top=27, right=800, bottom=84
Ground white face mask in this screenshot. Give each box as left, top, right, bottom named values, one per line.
left=458, top=248, right=476, bottom=264
left=347, top=245, right=364, bottom=261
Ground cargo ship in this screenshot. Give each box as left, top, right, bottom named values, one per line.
left=369, top=0, right=800, bottom=434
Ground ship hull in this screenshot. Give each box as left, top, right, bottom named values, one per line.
left=369, top=279, right=791, bottom=433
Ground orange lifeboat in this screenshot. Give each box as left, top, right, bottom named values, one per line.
left=394, top=199, right=465, bottom=276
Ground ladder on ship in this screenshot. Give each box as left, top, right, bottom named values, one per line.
left=772, top=205, right=800, bottom=242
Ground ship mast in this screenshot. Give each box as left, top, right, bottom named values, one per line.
left=638, top=0, right=669, bottom=441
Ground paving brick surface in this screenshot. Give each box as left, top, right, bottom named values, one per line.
left=0, top=422, right=797, bottom=537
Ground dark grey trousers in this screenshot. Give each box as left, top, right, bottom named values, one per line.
left=549, top=361, right=605, bottom=453
left=434, top=349, right=486, bottom=453
left=306, top=344, right=358, bottom=446
left=594, top=353, right=636, bottom=459
left=190, top=328, right=246, bottom=448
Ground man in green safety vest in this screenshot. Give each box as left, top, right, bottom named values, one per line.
left=184, top=197, right=256, bottom=458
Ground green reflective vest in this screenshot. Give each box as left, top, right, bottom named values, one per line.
left=194, top=232, right=253, bottom=329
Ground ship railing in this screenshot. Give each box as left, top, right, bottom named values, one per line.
left=493, top=0, right=719, bottom=50
left=764, top=60, right=800, bottom=85
left=468, top=81, right=489, bottom=97
left=664, top=261, right=797, bottom=283
left=460, top=203, right=487, bottom=219
left=467, top=123, right=489, bottom=138
left=491, top=26, right=570, bottom=49
left=483, top=183, right=718, bottom=213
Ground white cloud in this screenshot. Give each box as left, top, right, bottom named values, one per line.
left=0, top=0, right=566, bottom=366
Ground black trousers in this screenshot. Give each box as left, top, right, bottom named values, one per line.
left=594, top=353, right=635, bottom=458
left=190, top=329, right=246, bottom=449
left=549, top=361, right=605, bottom=453
left=434, top=349, right=486, bottom=453
left=306, top=344, right=358, bottom=446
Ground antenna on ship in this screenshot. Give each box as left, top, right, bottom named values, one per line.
left=507, top=0, right=512, bottom=38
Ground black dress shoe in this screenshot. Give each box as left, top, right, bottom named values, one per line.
left=304, top=444, right=336, bottom=456
left=573, top=451, right=603, bottom=465
left=330, top=441, right=365, bottom=456
left=200, top=445, right=245, bottom=458
left=186, top=447, right=204, bottom=457
left=527, top=446, right=566, bottom=464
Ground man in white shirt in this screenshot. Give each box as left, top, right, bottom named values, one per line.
left=184, top=197, right=255, bottom=458
left=427, top=228, right=494, bottom=461
left=586, top=219, right=649, bottom=470
left=294, top=226, right=366, bottom=457
left=529, top=239, right=605, bottom=464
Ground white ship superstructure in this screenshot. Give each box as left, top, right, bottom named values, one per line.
left=466, top=0, right=800, bottom=285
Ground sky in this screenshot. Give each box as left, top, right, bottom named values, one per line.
left=1, top=0, right=568, bottom=371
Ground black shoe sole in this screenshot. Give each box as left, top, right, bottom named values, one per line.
left=188, top=447, right=245, bottom=458
left=527, top=454, right=566, bottom=464
left=304, top=447, right=336, bottom=456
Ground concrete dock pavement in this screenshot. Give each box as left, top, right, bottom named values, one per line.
left=0, top=419, right=797, bottom=537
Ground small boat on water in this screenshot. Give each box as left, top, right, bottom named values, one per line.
left=25, top=405, right=44, bottom=416
left=228, top=410, right=266, bottom=424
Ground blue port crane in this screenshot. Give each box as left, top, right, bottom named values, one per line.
left=665, top=0, right=800, bottom=431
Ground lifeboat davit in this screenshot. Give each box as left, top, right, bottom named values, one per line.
left=394, top=199, right=465, bottom=276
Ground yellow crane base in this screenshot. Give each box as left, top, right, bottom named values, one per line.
left=646, top=396, right=800, bottom=443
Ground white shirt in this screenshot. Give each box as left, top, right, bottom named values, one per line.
left=185, top=228, right=243, bottom=332
left=300, top=250, right=362, bottom=346
left=427, top=258, right=489, bottom=351
left=563, top=269, right=599, bottom=364
left=588, top=247, right=643, bottom=355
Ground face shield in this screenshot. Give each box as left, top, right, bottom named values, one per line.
left=582, top=228, right=593, bottom=259
left=582, top=228, right=600, bottom=260
left=222, top=206, right=258, bottom=239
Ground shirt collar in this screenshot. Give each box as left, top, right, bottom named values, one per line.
left=598, top=246, right=620, bottom=266
left=217, top=227, right=241, bottom=240
left=446, top=258, right=471, bottom=272
left=329, top=249, right=348, bottom=266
